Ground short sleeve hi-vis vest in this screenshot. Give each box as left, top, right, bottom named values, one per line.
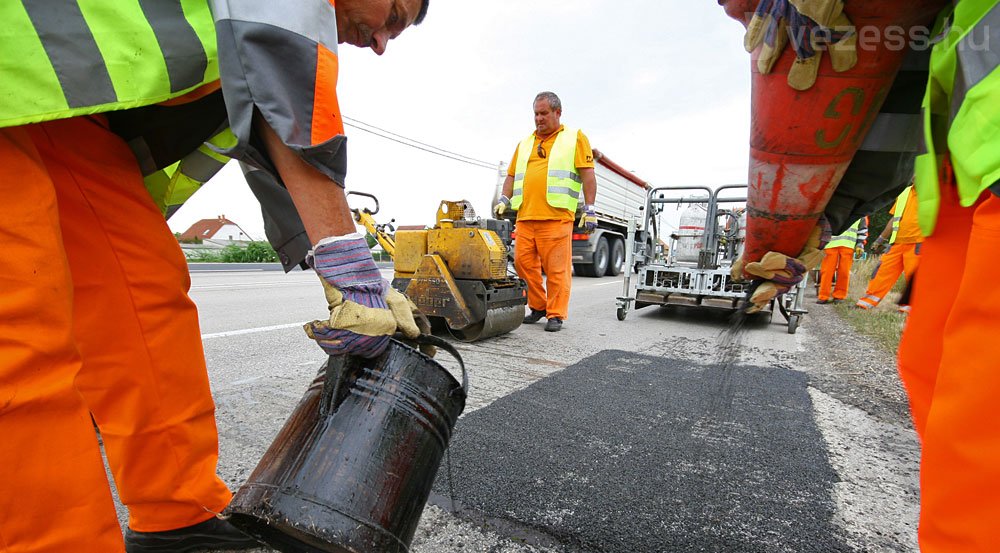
left=0, top=2, right=219, bottom=127
left=914, top=0, right=1000, bottom=235
left=825, top=218, right=867, bottom=249
left=511, top=127, right=583, bottom=212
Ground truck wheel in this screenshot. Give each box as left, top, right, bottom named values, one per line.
left=577, top=236, right=609, bottom=277
left=606, top=239, right=625, bottom=277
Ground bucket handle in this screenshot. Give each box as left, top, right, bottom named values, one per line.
left=408, top=334, right=469, bottom=397
left=320, top=335, right=469, bottom=416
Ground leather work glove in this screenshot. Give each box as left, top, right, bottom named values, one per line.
left=734, top=221, right=830, bottom=313
left=493, top=195, right=511, bottom=218
left=854, top=245, right=864, bottom=258
left=579, top=204, right=598, bottom=232
left=743, top=0, right=857, bottom=90
left=304, top=234, right=421, bottom=358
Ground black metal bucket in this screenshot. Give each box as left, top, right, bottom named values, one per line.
left=226, top=336, right=467, bottom=553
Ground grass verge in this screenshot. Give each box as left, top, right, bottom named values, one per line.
left=820, top=257, right=909, bottom=354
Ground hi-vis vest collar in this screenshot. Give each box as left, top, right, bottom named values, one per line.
left=511, top=127, right=582, bottom=212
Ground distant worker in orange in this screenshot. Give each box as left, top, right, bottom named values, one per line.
left=816, top=216, right=868, bottom=304
left=494, top=92, right=597, bottom=332
left=855, top=185, right=922, bottom=311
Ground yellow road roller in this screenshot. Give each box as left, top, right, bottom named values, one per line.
left=349, top=192, right=527, bottom=341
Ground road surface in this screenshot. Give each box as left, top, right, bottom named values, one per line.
left=113, top=265, right=921, bottom=552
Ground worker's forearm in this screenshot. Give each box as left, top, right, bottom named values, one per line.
left=581, top=169, right=597, bottom=205
left=255, top=114, right=356, bottom=244
left=502, top=175, right=514, bottom=198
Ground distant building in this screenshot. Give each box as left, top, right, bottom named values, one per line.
left=178, top=215, right=253, bottom=244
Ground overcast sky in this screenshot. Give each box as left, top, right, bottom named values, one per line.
left=167, top=0, right=754, bottom=240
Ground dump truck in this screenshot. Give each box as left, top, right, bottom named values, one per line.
left=493, top=149, right=655, bottom=277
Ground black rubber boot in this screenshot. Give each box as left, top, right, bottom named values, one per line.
left=124, top=516, right=261, bottom=553
left=523, top=309, right=546, bottom=324
left=544, top=318, right=563, bottom=332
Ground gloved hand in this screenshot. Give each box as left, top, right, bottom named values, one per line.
left=493, top=195, right=511, bottom=218
left=734, top=221, right=829, bottom=313
left=854, top=245, right=864, bottom=258
left=743, top=0, right=857, bottom=90
left=303, top=234, right=421, bottom=358
left=871, top=236, right=887, bottom=254
left=579, top=204, right=598, bottom=232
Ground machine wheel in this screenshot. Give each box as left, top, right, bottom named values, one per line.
left=787, top=314, right=799, bottom=334
left=616, top=307, right=627, bottom=321
left=577, top=236, right=609, bottom=277
left=606, top=239, right=625, bottom=277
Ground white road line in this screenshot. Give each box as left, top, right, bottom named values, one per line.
left=202, top=322, right=303, bottom=340
left=593, top=280, right=624, bottom=286
left=231, top=375, right=265, bottom=386
left=189, top=268, right=265, bottom=273
left=190, top=282, right=315, bottom=290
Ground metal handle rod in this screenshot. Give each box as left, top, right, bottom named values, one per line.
left=622, top=215, right=636, bottom=300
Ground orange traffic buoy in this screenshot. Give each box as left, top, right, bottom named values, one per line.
left=721, top=0, right=948, bottom=268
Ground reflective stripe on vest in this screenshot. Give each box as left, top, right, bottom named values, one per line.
left=825, top=219, right=864, bottom=249
left=915, top=0, right=1000, bottom=235
left=511, top=127, right=582, bottom=211
left=1, top=1, right=217, bottom=128
left=889, top=186, right=912, bottom=244
left=144, top=127, right=238, bottom=217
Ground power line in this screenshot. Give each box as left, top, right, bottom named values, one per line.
left=343, top=115, right=494, bottom=166
left=342, top=116, right=497, bottom=171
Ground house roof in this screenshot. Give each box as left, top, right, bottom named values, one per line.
left=179, top=216, right=241, bottom=241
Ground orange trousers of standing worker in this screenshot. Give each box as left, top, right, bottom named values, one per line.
left=897, top=186, right=1000, bottom=552
left=0, top=117, right=231, bottom=552
left=817, top=246, right=855, bottom=301
left=514, top=220, right=573, bottom=320
left=855, top=242, right=920, bottom=309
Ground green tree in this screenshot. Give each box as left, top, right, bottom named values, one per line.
left=866, top=207, right=893, bottom=251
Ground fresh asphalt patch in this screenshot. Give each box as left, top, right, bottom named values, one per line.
left=432, top=349, right=853, bottom=552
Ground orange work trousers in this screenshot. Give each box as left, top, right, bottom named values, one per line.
left=0, top=117, right=231, bottom=553
left=898, top=187, right=999, bottom=552
left=514, top=220, right=573, bottom=320
left=855, top=242, right=920, bottom=309
left=817, top=246, right=854, bottom=301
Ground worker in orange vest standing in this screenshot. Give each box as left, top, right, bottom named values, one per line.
left=494, top=92, right=597, bottom=332
left=855, top=185, right=922, bottom=312
left=817, top=216, right=868, bottom=304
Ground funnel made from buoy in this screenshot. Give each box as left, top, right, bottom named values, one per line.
left=721, top=0, right=948, bottom=270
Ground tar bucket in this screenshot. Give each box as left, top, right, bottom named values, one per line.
left=225, top=336, right=467, bottom=553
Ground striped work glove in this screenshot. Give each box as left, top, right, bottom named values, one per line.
left=743, top=0, right=857, bottom=90
left=304, top=234, right=420, bottom=358
left=733, top=219, right=830, bottom=313
left=579, top=204, right=598, bottom=232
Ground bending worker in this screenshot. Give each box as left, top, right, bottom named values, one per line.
left=0, top=1, right=427, bottom=552
left=855, top=186, right=922, bottom=312
left=816, top=216, right=868, bottom=304
left=730, top=0, right=1000, bottom=549
left=494, top=91, right=597, bottom=333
